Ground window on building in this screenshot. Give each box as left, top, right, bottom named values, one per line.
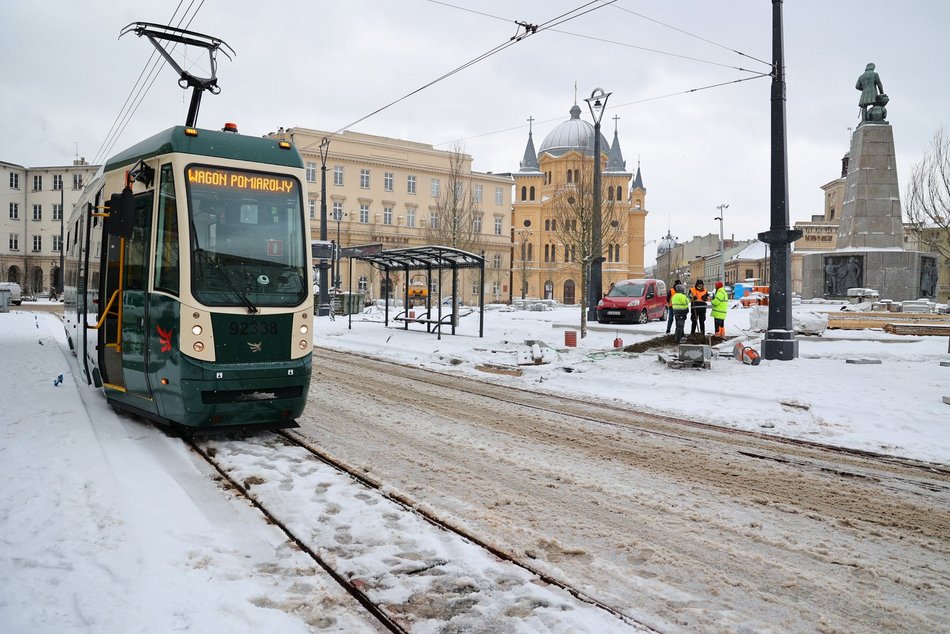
left=9, top=203, right=18, bottom=219
left=407, top=208, right=416, bottom=227
left=566, top=170, right=573, bottom=184
left=333, top=165, right=344, bottom=186
left=73, top=173, right=83, bottom=190
left=492, top=280, right=500, bottom=297
left=333, top=202, right=343, bottom=221
left=10, top=173, right=19, bottom=189
left=634, top=198, right=642, bottom=209
left=407, top=175, right=416, bottom=194
left=384, top=172, right=394, bottom=192
left=494, top=217, right=503, bottom=235
left=608, top=187, right=614, bottom=201
left=521, top=185, right=527, bottom=201
left=9, top=234, right=19, bottom=251
left=551, top=219, right=557, bottom=231
left=383, top=206, right=393, bottom=225
left=360, top=169, right=370, bottom=189
left=495, top=187, right=503, bottom=205
left=32, top=235, right=42, bottom=252
left=359, top=204, right=369, bottom=223
left=529, top=186, right=535, bottom=201
left=431, top=178, right=440, bottom=197
left=33, top=175, right=42, bottom=191
left=308, top=199, right=316, bottom=220
left=358, top=276, right=368, bottom=292
left=474, top=184, right=483, bottom=203
left=473, top=216, right=482, bottom=233
left=493, top=254, right=502, bottom=269
left=616, top=186, right=623, bottom=201
left=52, top=235, right=62, bottom=252
left=53, top=204, right=62, bottom=221
left=306, top=162, right=316, bottom=182
left=472, top=281, right=478, bottom=295
left=32, top=205, right=42, bottom=221
left=745, top=268, right=754, bottom=279
left=544, top=219, right=550, bottom=232
left=53, top=174, right=63, bottom=190
left=430, top=212, right=439, bottom=229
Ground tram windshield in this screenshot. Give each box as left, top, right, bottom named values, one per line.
left=186, top=165, right=308, bottom=308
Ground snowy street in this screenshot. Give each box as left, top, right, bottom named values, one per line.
left=1, top=302, right=949, bottom=632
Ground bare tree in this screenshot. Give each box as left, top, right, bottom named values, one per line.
left=550, top=153, right=624, bottom=337
left=905, top=128, right=950, bottom=268
left=424, top=144, right=482, bottom=309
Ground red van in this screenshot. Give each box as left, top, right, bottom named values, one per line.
left=597, top=278, right=667, bottom=324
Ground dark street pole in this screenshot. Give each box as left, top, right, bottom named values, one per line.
left=758, top=0, right=802, bottom=360
left=317, top=137, right=331, bottom=316
left=58, top=184, right=64, bottom=295
left=585, top=88, right=610, bottom=322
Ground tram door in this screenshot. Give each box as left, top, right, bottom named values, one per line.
left=99, top=192, right=153, bottom=398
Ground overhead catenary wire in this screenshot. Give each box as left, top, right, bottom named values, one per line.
left=92, top=0, right=207, bottom=166
left=304, top=0, right=619, bottom=149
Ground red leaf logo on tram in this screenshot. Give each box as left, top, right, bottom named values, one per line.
left=156, top=325, right=173, bottom=353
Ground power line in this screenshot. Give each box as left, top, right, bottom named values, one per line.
left=92, top=0, right=207, bottom=165
left=306, top=0, right=617, bottom=149
left=433, top=72, right=771, bottom=148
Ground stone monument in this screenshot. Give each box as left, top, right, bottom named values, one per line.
left=802, top=64, right=939, bottom=302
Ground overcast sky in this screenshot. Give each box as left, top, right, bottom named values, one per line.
left=3, top=1, right=946, bottom=262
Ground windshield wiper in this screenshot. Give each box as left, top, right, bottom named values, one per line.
left=195, top=247, right=258, bottom=314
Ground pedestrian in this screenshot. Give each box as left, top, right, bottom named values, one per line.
left=665, top=279, right=681, bottom=334
left=671, top=283, right=690, bottom=343
left=711, top=281, right=729, bottom=338
left=689, top=279, right=709, bottom=335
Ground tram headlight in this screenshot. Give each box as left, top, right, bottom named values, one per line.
left=299, top=324, right=309, bottom=334
left=194, top=341, right=205, bottom=352
left=298, top=339, right=308, bottom=350
left=192, top=325, right=202, bottom=335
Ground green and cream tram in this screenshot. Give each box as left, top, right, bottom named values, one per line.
left=64, top=125, right=313, bottom=429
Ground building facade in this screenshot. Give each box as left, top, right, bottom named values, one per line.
left=511, top=105, right=647, bottom=304
left=1, top=158, right=99, bottom=295
left=269, top=128, right=514, bottom=303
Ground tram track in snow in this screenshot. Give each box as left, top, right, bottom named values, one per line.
left=299, top=346, right=950, bottom=631
left=185, top=432, right=650, bottom=633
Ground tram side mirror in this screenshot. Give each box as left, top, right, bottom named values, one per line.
left=104, top=186, right=135, bottom=238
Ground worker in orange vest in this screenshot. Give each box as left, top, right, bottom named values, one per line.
left=665, top=279, right=681, bottom=334
left=689, top=279, right=709, bottom=335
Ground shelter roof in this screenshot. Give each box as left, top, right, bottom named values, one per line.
left=354, top=246, right=484, bottom=271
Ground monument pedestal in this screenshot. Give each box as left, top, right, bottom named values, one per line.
left=801, top=123, right=939, bottom=302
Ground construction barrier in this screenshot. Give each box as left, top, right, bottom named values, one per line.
left=565, top=330, right=577, bottom=347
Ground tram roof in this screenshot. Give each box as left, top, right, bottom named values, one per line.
left=353, top=246, right=484, bottom=271
left=105, top=126, right=304, bottom=172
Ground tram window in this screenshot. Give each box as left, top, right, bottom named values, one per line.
left=154, top=164, right=180, bottom=295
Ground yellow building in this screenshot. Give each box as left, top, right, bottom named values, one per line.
left=269, top=127, right=514, bottom=303
left=512, top=105, right=647, bottom=304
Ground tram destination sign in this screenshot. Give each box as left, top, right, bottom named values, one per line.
left=187, top=166, right=295, bottom=194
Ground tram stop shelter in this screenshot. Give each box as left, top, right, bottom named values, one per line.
left=350, top=245, right=485, bottom=339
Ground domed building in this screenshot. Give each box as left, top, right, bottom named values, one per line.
left=512, top=103, right=648, bottom=304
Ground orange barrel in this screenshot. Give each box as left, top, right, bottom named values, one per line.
left=613, top=337, right=623, bottom=348
left=565, top=330, right=577, bottom=347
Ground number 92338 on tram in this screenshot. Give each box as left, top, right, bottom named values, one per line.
left=64, top=124, right=314, bottom=431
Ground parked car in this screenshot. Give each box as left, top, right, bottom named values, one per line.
left=597, top=278, right=667, bottom=324
left=0, top=282, right=22, bottom=305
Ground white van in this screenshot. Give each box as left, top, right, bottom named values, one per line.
left=0, top=282, right=22, bottom=305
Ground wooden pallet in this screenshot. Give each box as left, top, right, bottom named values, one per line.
left=881, top=322, right=950, bottom=336
left=827, top=311, right=950, bottom=330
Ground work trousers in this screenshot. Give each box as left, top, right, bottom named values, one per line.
left=690, top=306, right=707, bottom=334
left=674, top=310, right=688, bottom=341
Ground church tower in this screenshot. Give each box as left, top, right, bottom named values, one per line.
left=512, top=103, right=648, bottom=303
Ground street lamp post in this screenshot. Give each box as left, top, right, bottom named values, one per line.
left=758, top=0, right=802, bottom=360
left=317, top=137, right=331, bottom=316
left=715, top=203, right=728, bottom=285
left=585, top=87, right=611, bottom=322
left=518, top=228, right=531, bottom=299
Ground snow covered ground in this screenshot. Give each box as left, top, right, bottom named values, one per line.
left=1, top=299, right=947, bottom=632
